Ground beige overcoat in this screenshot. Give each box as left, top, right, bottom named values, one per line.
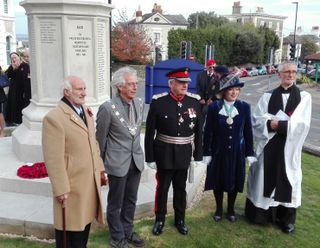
left=42, top=101, right=105, bottom=231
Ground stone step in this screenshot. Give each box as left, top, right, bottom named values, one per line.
left=0, top=135, right=206, bottom=239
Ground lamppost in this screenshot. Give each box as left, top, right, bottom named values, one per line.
left=292, top=2, right=299, bottom=61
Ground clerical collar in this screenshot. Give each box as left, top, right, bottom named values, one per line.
left=280, top=83, right=294, bottom=93
left=170, top=92, right=184, bottom=102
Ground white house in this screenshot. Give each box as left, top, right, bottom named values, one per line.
left=128, top=3, right=188, bottom=61
left=224, top=1, right=286, bottom=64
left=0, top=0, right=16, bottom=67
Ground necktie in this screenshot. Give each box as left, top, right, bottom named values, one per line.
left=79, top=109, right=85, bottom=124
left=128, top=102, right=135, bottom=126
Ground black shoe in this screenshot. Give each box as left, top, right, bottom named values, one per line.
left=282, top=223, right=295, bottom=234
left=226, top=214, right=237, bottom=222
left=127, top=232, right=145, bottom=247
left=152, top=221, right=164, bottom=235
left=110, top=238, right=130, bottom=248
left=213, top=214, right=222, bottom=222
left=175, top=220, right=188, bottom=235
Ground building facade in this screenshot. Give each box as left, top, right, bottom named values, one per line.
left=0, top=0, right=16, bottom=66
left=224, top=1, right=286, bottom=64
left=129, top=3, right=188, bottom=61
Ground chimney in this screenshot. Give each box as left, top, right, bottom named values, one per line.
left=152, top=3, right=163, bottom=14
left=232, top=1, right=242, bottom=14
left=256, top=7, right=264, bottom=13
left=136, top=5, right=142, bottom=22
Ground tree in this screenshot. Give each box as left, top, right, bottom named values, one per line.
left=300, top=36, right=319, bottom=61
left=112, top=24, right=152, bottom=64
left=231, top=30, right=263, bottom=65
left=258, top=27, right=280, bottom=64
left=188, top=11, right=229, bottom=29
left=111, top=9, right=152, bottom=64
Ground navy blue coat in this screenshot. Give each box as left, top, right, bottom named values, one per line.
left=203, top=99, right=254, bottom=192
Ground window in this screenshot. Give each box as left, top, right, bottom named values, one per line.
left=4, top=0, right=8, bottom=14
left=269, top=21, right=273, bottom=29
left=260, top=20, right=265, bottom=27
left=6, top=36, right=11, bottom=65
left=154, top=32, right=160, bottom=44
left=154, top=17, right=160, bottom=22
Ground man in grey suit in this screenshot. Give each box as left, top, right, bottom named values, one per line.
left=96, top=67, right=145, bottom=248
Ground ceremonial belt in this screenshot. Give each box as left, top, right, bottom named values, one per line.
left=156, top=133, right=194, bottom=145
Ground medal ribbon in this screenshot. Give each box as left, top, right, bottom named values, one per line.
left=223, top=102, right=234, bottom=119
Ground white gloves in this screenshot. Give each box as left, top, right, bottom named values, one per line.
left=203, top=156, right=212, bottom=165
left=246, top=156, right=258, bottom=165
left=147, top=162, right=157, bottom=170
left=192, top=161, right=204, bottom=167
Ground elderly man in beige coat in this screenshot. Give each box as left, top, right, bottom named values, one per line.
left=42, top=75, right=105, bottom=248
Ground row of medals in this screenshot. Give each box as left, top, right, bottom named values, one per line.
left=177, top=101, right=196, bottom=129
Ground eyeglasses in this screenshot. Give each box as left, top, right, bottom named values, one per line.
left=281, top=70, right=297, bottom=75
left=125, top=82, right=139, bottom=87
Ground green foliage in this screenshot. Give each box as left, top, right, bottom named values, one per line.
left=300, top=37, right=319, bottom=62
left=258, top=26, right=280, bottom=63
left=188, top=11, right=229, bottom=29
left=296, top=74, right=317, bottom=86
left=1, top=153, right=320, bottom=247
left=168, top=19, right=279, bottom=65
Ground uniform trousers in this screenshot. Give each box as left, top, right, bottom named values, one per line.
left=55, top=223, right=91, bottom=248
left=107, top=161, right=141, bottom=241
left=155, top=168, right=188, bottom=223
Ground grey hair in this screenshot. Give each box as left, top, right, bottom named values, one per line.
left=61, top=76, right=73, bottom=95
left=168, top=79, right=175, bottom=87
left=112, top=66, right=138, bottom=89
left=278, top=61, right=297, bottom=72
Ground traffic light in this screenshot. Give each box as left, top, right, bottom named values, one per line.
left=289, top=43, right=296, bottom=60
left=180, top=41, right=187, bottom=59
left=155, top=46, right=162, bottom=63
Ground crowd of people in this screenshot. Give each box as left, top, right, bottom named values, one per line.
left=35, top=60, right=313, bottom=248
left=0, top=50, right=31, bottom=137
left=0, top=49, right=313, bottom=246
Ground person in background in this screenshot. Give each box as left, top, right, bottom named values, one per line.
left=96, top=67, right=145, bottom=248
left=42, top=76, right=106, bottom=248
left=145, top=67, right=203, bottom=236
left=5, top=52, right=31, bottom=125
left=245, top=61, right=312, bottom=234
left=0, top=66, right=8, bottom=137
left=203, top=73, right=254, bottom=222
left=23, top=49, right=30, bottom=64
left=196, top=59, right=218, bottom=116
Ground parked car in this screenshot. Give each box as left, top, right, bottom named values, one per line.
left=230, top=67, right=247, bottom=77
left=266, top=65, right=277, bottom=74
left=256, top=65, right=267, bottom=75
left=246, top=67, right=259, bottom=77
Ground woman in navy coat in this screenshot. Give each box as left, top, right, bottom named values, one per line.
left=203, top=73, right=254, bottom=222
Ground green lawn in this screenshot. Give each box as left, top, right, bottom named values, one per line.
left=1, top=152, right=319, bottom=248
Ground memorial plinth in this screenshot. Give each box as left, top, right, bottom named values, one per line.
left=13, top=0, right=113, bottom=162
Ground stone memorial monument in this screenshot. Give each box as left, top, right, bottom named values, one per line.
left=12, top=0, right=113, bottom=162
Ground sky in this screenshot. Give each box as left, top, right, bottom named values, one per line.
left=14, top=0, right=320, bottom=36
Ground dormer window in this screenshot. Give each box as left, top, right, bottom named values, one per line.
left=154, top=17, right=160, bottom=22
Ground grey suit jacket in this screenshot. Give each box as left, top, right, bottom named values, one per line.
left=96, top=95, right=145, bottom=177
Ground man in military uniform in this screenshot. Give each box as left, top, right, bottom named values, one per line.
left=145, top=67, right=203, bottom=236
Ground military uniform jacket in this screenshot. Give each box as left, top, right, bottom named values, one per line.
left=145, top=92, right=203, bottom=170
